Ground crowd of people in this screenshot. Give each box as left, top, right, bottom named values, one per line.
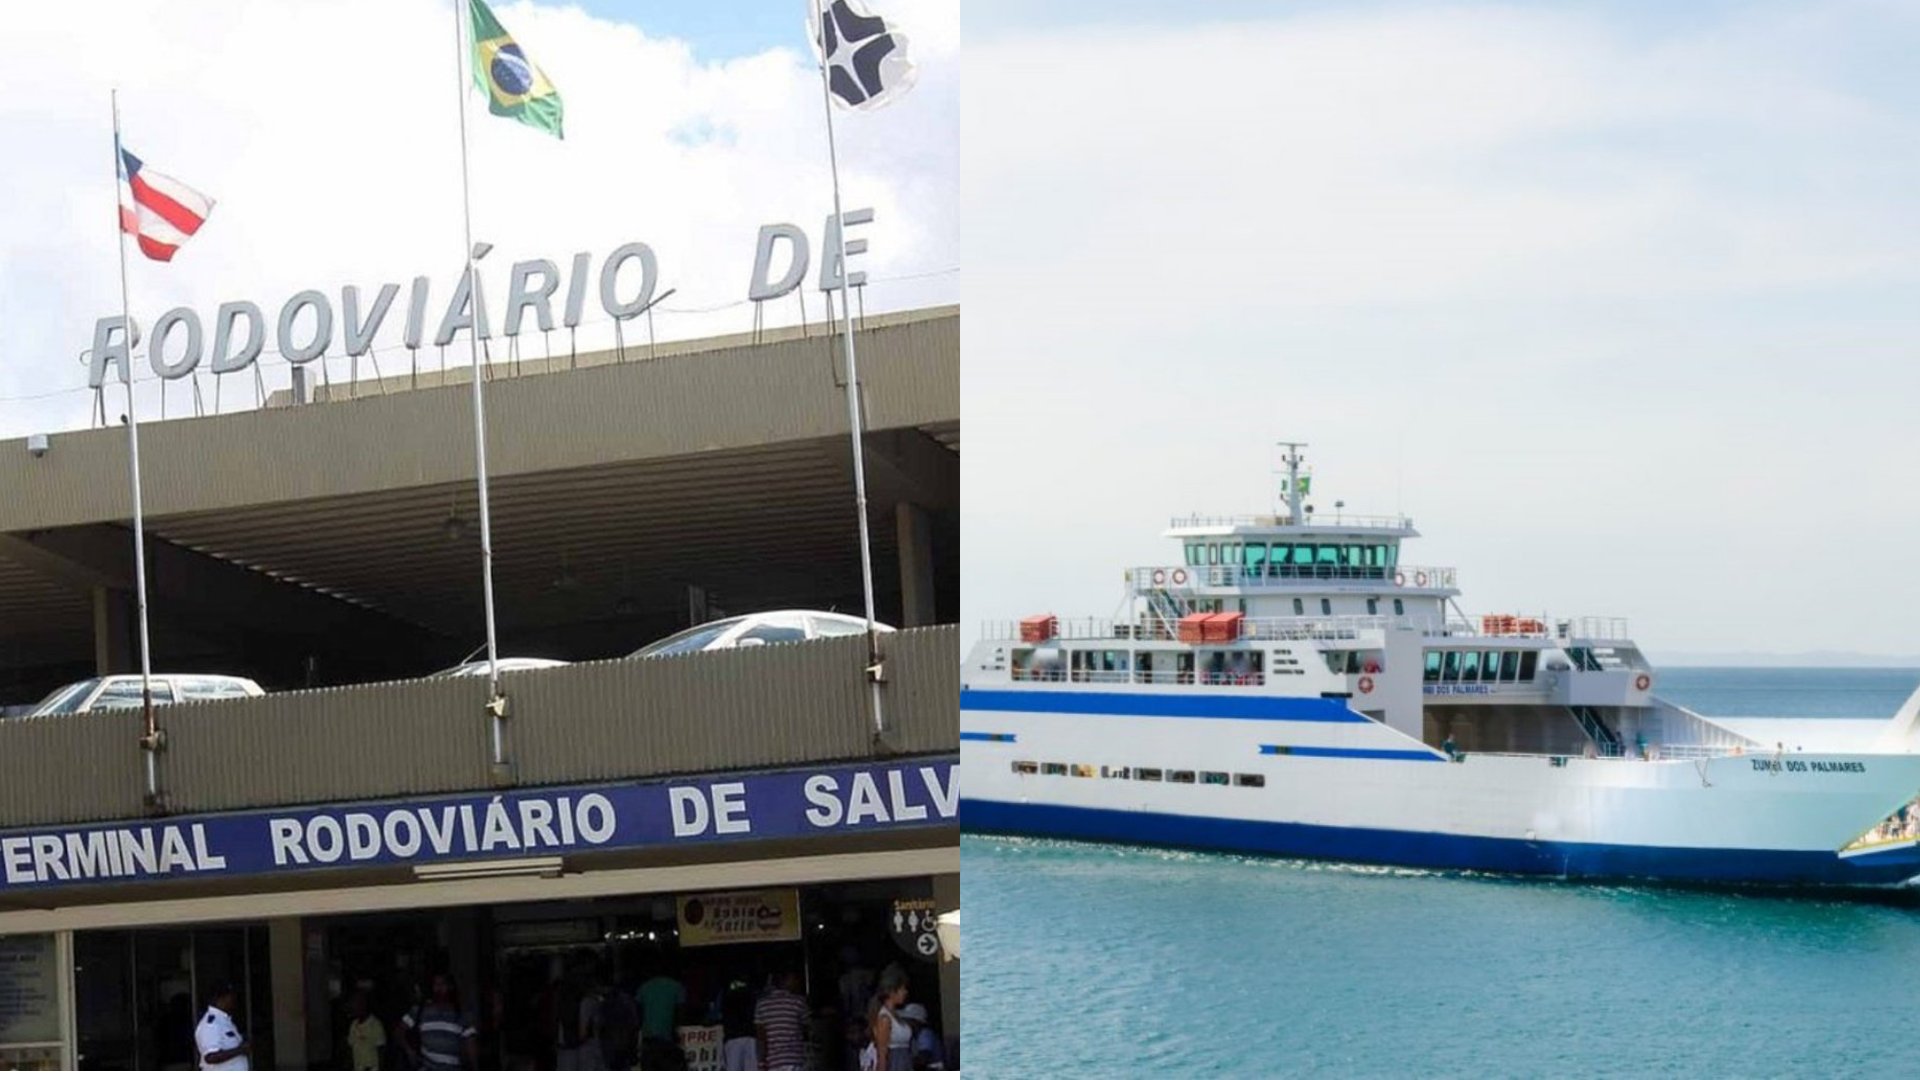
left=313, top=945, right=947, bottom=1071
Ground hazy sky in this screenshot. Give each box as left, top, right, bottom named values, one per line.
left=0, top=0, right=956, bottom=439
left=963, top=0, right=1920, bottom=659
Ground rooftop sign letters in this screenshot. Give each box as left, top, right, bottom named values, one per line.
left=87, top=211, right=876, bottom=391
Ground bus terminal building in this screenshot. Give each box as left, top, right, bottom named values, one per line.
left=0, top=308, right=958, bottom=1069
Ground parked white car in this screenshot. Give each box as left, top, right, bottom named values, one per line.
left=28, top=674, right=265, bottom=716
left=431, top=658, right=570, bottom=678
left=628, top=610, right=895, bottom=659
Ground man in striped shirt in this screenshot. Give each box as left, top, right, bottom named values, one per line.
left=754, top=968, right=811, bottom=1071
left=403, top=974, right=477, bottom=1071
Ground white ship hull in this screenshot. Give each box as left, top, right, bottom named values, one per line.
left=961, top=687, right=1920, bottom=886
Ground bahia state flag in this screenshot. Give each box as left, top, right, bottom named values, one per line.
left=809, top=0, right=917, bottom=111
left=117, top=143, right=213, bottom=263
left=469, top=0, right=563, bottom=139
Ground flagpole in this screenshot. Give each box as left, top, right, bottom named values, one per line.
left=812, top=0, right=886, bottom=736
left=450, top=0, right=507, bottom=765
left=111, top=89, right=163, bottom=806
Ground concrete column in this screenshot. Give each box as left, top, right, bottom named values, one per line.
left=894, top=503, right=936, bottom=628
left=268, top=918, right=307, bottom=1070
left=932, top=872, right=959, bottom=1064
left=303, top=923, right=332, bottom=1068
left=441, top=908, right=482, bottom=1019
left=90, top=586, right=134, bottom=676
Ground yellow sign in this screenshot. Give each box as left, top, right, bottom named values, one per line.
left=677, top=889, right=802, bottom=947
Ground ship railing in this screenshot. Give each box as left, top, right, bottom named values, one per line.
left=1128, top=564, right=1459, bottom=591
left=1005, top=668, right=1268, bottom=687
left=985, top=613, right=1634, bottom=647
left=1168, top=513, right=1414, bottom=531
left=982, top=614, right=1419, bottom=644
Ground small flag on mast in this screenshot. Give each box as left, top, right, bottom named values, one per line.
left=117, top=145, right=213, bottom=263
left=809, top=0, right=917, bottom=111
left=469, top=0, right=564, bottom=139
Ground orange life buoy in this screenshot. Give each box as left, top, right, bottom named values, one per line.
left=1358, top=675, right=1375, bottom=694
left=1634, top=673, right=1651, bottom=692
left=1152, top=568, right=1167, bottom=586
left=1171, top=569, right=1188, bottom=586
left=1414, top=571, right=1429, bottom=588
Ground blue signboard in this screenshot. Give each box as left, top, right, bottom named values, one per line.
left=0, top=756, right=956, bottom=894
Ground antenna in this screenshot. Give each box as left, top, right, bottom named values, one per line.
left=1277, top=440, right=1308, bottom=524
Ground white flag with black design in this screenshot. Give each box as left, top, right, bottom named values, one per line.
left=808, top=0, right=917, bottom=111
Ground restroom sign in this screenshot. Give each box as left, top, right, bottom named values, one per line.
left=890, top=897, right=940, bottom=961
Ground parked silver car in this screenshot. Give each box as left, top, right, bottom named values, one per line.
left=27, top=674, right=265, bottom=716
left=431, top=658, right=570, bottom=678
left=628, top=610, right=895, bottom=659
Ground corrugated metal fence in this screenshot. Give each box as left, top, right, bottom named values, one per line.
left=0, top=626, right=957, bottom=829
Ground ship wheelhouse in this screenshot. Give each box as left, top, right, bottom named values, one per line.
left=988, top=445, right=1713, bottom=765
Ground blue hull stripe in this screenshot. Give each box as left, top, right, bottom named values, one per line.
left=961, top=799, right=1920, bottom=887
left=1262, top=745, right=1442, bottom=761
left=959, top=688, right=1365, bottom=723
left=960, top=732, right=1017, bottom=743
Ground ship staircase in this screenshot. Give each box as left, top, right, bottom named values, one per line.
left=1570, top=705, right=1623, bottom=757
left=1146, top=589, right=1188, bottom=633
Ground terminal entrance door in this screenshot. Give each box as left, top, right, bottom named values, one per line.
left=72, top=925, right=271, bottom=1071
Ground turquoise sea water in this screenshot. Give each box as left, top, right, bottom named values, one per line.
left=960, top=668, right=1920, bottom=1077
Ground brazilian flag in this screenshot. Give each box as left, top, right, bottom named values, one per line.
left=470, top=0, right=563, bottom=139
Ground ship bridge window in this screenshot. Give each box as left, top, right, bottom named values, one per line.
left=1424, top=651, right=1443, bottom=682
left=1042, top=763, right=1067, bottom=776
left=1136, top=768, right=1164, bottom=781
left=1207, top=543, right=1220, bottom=565
left=1168, top=770, right=1197, bottom=784
left=1012, top=761, right=1038, bottom=774
left=1234, top=773, right=1266, bottom=788
left=1519, top=651, right=1538, bottom=681
left=1185, top=541, right=1201, bottom=566
left=1459, top=651, right=1481, bottom=681
left=1499, top=651, right=1521, bottom=681
left=1244, top=544, right=1268, bottom=571
left=1202, top=771, right=1230, bottom=785
left=1441, top=651, right=1462, bottom=681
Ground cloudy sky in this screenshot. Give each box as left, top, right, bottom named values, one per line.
left=0, top=0, right=956, bottom=437
left=963, top=0, right=1920, bottom=660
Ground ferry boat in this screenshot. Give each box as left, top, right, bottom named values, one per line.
left=961, top=446, right=1920, bottom=886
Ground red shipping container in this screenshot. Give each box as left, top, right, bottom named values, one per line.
left=1204, top=612, right=1245, bottom=643
left=1020, top=615, right=1058, bottom=643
